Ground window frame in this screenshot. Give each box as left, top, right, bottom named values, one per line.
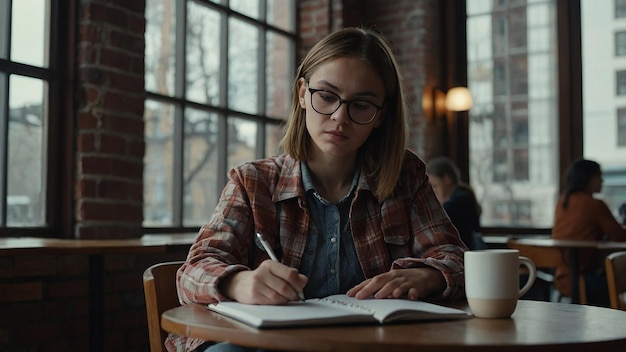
left=461, top=0, right=585, bottom=236
left=143, top=0, right=297, bottom=233
left=0, top=0, right=72, bottom=237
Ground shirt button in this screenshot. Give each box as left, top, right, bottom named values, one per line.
left=330, top=268, right=336, bottom=274
left=330, top=237, right=337, bottom=243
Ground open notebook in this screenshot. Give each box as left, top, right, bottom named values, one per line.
left=208, top=294, right=471, bottom=328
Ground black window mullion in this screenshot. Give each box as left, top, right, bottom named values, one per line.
left=217, top=10, right=228, bottom=190
left=172, top=0, right=188, bottom=227
left=257, top=21, right=267, bottom=158
left=0, top=73, right=7, bottom=226
left=0, top=0, right=10, bottom=226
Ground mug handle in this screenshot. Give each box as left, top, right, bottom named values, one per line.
left=518, top=256, right=537, bottom=297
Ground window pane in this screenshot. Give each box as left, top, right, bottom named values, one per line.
left=227, top=117, right=256, bottom=172
left=183, top=108, right=219, bottom=227
left=265, top=122, right=282, bottom=157
left=266, top=32, right=292, bottom=119
left=582, top=0, right=626, bottom=219
left=186, top=3, right=221, bottom=105
left=468, top=0, right=559, bottom=228
left=230, top=0, right=260, bottom=19
left=267, top=0, right=294, bottom=31
left=145, top=0, right=176, bottom=95
left=144, top=100, right=175, bottom=226
left=8, top=75, right=46, bottom=226
left=229, top=19, right=259, bottom=114
left=143, top=0, right=295, bottom=230
left=617, top=0, right=626, bottom=18
left=11, top=0, right=48, bottom=67
left=617, top=71, right=626, bottom=95
left=619, top=108, right=626, bottom=146
left=616, top=31, right=626, bottom=56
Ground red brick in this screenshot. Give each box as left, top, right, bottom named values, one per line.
left=14, top=256, right=58, bottom=277
left=47, top=279, right=89, bottom=298
left=100, top=47, right=132, bottom=70
left=13, top=321, right=61, bottom=344
left=0, top=282, right=42, bottom=303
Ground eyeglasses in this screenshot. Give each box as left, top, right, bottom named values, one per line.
left=307, top=87, right=383, bottom=125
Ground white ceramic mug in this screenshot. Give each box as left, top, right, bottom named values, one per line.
left=464, top=249, right=537, bottom=318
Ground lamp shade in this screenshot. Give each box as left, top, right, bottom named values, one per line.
left=445, top=87, right=473, bottom=112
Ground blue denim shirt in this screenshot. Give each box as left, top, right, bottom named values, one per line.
left=299, top=161, right=366, bottom=299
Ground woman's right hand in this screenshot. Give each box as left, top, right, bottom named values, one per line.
left=220, top=260, right=308, bottom=304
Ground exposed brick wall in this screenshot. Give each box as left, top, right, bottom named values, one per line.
left=0, top=250, right=188, bottom=352
left=76, top=0, right=146, bottom=239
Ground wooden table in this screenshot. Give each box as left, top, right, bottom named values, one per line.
left=506, top=238, right=626, bottom=304
left=161, top=300, right=626, bottom=351
left=0, top=234, right=196, bottom=352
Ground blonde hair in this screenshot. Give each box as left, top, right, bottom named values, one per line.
left=279, top=27, right=409, bottom=201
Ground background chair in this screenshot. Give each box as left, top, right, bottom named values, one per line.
left=605, top=251, right=626, bottom=310
left=506, top=238, right=586, bottom=303
left=143, top=261, right=185, bottom=352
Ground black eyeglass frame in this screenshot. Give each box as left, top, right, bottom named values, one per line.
left=306, top=87, right=384, bottom=125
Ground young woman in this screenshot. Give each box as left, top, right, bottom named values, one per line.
left=552, top=159, right=626, bottom=306
left=426, top=157, right=484, bottom=250
left=168, top=27, right=467, bottom=352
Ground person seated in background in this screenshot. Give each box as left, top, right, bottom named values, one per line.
left=426, top=157, right=485, bottom=250
left=552, top=159, right=626, bottom=307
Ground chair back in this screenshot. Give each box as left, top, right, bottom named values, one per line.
left=506, top=238, right=587, bottom=304
left=605, top=251, right=626, bottom=310
left=506, top=238, right=563, bottom=268
left=143, top=261, right=185, bottom=352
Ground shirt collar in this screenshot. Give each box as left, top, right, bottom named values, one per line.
left=300, top=159, right=362, bottom=203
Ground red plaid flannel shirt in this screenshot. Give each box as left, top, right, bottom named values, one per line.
left=166, top=151, right=466, bottom=352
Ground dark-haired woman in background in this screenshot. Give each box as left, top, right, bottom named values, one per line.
left=552, top=159, right=626, bottom=306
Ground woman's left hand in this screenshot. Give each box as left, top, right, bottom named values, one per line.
left=346, top=268, right=445, bottom=300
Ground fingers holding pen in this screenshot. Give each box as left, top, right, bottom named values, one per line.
left=264, top=260, right=308, bottom=301
left=221, top=260, right=307, bottom=305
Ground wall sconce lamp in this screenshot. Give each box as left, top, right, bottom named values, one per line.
left=422, top=86, right=473, bottom=119
left=445, top=86, right=473, bottom=112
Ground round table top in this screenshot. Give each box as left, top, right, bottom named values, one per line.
left=161, top=300, right=626, bottom=352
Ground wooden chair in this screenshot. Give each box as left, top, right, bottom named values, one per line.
left=605, top=251, right=626, bottom=310
left=506, top=238, right=587, bottom=304
left=143, top=261, right=185, bottom=352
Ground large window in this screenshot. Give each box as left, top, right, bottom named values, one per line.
left=0, top=0, right=64, bottom=234
left=468, top=0, right=626, bottom=229
left=467, top=0, right=559, bottom=228
left=582, top=0, right=626, bottom=220
left=144, top=0, right=296, bottom=230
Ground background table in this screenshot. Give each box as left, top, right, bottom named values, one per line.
left=0, top=234, right=196, bottom=352
left=506, top=238, right=626, bottom=303
left=162, top=300, right=626, bottom=351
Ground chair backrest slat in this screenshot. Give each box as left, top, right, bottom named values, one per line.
left=143, top=261, right=185, bottom=352
left=605, top=251, right=626, bottom=311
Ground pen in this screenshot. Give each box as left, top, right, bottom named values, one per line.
left=256, top=232, right=306, bottom=301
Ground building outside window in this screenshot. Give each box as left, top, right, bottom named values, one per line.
left=144, top=0, right=296, bottom=230
left=467, top=0, right=558, bottom=227
left=582, top=0, right=626, bottom=219
left=468, top=0, right=626, bottom=228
